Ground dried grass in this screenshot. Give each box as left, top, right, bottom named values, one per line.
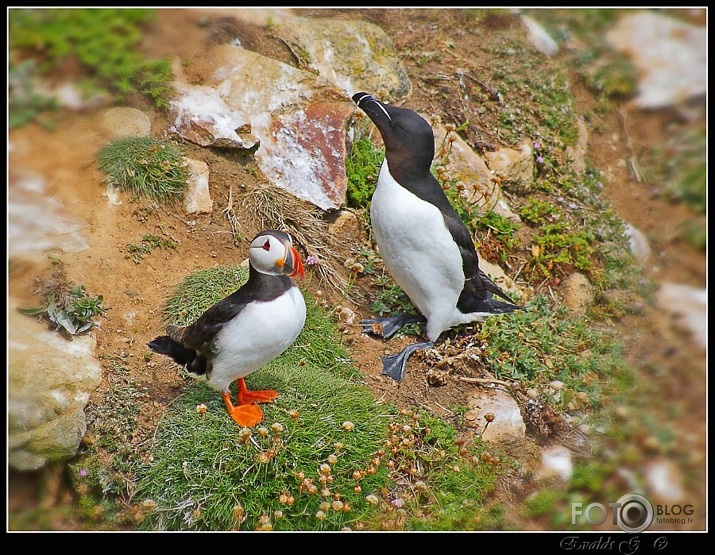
left=241, top=183, right=357, bottom=302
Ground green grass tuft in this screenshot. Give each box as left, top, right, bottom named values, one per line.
left=9, top=8, right=173, bottom=117
left=97, top=136, right=189, bottom=203
left=345, top=138, right=384, bottom=210
left=133, top=364, right=391, bottom=531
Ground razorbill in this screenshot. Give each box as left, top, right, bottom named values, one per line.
left=352, top=92, right=522, bottom=382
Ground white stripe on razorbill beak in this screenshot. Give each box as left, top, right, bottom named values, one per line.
left=354, top=93, right=392, bottom=122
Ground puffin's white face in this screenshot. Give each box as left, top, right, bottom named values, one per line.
left=248, top=231, right=304, bottom=278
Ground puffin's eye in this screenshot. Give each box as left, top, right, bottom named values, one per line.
left=262, top=239, right=271, bottom=251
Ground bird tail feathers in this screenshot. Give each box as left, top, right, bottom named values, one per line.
left=480, top=296, right=523, bottom=315
left=148, top=335, right=195, bottom=367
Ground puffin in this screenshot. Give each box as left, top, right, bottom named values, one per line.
left=352, top=92, right=522, bottom=382
left=148, top=229, right=306, bottom=427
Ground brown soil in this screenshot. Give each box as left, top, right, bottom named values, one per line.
left=8, top=8, right=706, bottom=531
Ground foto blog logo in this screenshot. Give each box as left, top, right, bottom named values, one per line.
left=572, top=493, right=654, bottom=533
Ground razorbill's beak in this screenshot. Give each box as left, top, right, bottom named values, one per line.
left=352, top=92, right=392, bottom=126
left=278, top=240, right=304, bottom=279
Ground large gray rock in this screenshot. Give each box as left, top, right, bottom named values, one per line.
left=8, top=170, right=100, bottom=471
left=170, top=11, right=412, bottom=211
left=606, top=11, right=706, bottom=109
left=8, top=301, right=102, bottom=470
left=283, top=16, right=412, bottom=101
left=205, top=8, right=412, bottom=101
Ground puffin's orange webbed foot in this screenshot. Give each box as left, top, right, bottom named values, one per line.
left=222, top=390, right=264, bottom=427
left=236, top=377, right=278, bottom=404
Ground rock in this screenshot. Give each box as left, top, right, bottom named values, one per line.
left=606, top=11, right=706, bottom=109
left=168, top=12, right=414, bottom=211
left=205, top=44, right=355, bottom=211
left=483, top=141, right=535, bottom=197
left=656, top=282, right=706, bottom=351
left=182, top=157, right=213, bottom=214
left=624, top=223, right=652, bottom=267
left=644, top=458, right=686, bottom=504
left=283, top=17, right=412, bottom=101
left=218, top=9, right=412, bottom=101
left=98, top=107, right=152, bottom=139
left=432, top=122, right=520, bottom=222
left=521, top=15, right=559, bottom=56
left=8, top=170, right=88, bottom=261
left=328, top=210, right=364, bottom=243
left=31, top=81, right=108, bottom=111
left=548, top=380, right=565, bottom=391
left=8, top=300, right=103, bottom=470
left=535, top=445, right=573, bottom=483
left=560, top=272, right=593, bottom=315
left=169, top=78, right=260, bottom=150
left=464, top=387, right=525, bottom=442
left=8, top=170, right=101, bottom=471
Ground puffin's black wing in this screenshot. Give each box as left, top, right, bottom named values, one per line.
left=171, top=270, right=294, bottom=353
left=171, top=290, right=250, bottom=352
left=147, top=290, right=249, bottom=377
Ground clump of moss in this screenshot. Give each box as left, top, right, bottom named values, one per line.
left=345, top=138, right=383, bottom=209
left=97, top=136, right=189, bottom=203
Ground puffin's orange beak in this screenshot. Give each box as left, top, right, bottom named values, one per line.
left=279, top=243, right=304, bottom=279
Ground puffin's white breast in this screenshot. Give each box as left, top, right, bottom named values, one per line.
left=208, top=286, right=306, bottom=391
left=371, top=161, right=465, bottom=340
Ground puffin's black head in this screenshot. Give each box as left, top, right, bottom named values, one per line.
left=352, top=92, right=434, bottom=173
left=248, top=230, right=304, bottom=279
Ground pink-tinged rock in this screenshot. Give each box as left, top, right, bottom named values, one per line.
left=207, top=44, right=354, bottom=210
left=267, top=100, right=353, bottom=210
